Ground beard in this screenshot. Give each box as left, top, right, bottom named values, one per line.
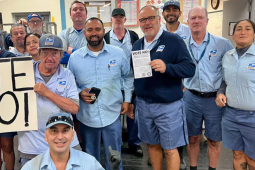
left=30, top=28, right=42, bottom=35
left=86, top=35, right=104, bottom=46
left=164, top=14, right=179, bottom=24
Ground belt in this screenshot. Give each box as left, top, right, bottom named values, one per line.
left=188, top=89, right=217, bottom=98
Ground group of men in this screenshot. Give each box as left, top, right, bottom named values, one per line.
left=0, top=0, right=235, bottom=170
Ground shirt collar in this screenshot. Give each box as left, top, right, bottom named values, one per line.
left=35, top=63, right=65, bottom=79
left=82, top=42, right=110, bottom=58
left=144, top=28, right=163, bottom=46
left=110, top=28, right=130, bottom=42
left=39, top=148, right=81, bottom=169
left=230, top=43, right=255, bottom=56
left=190, top=31, right=209, bottom=46
left=39, top=149, right=53, bottom=169
left=70, top=26, right=85, bottom=34
left=162, top=22, right=181, bottom=34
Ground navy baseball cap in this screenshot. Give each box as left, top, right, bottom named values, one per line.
left=112, top=8, right=125, bottom=17
left=27, top=13, right=42, bottom=21
left=38, top=34, right=63, bottom=50
left=163, top=0, right=180, bottom=11
left=46, top=113, right=73, bottom=129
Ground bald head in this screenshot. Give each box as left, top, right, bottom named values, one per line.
left=139, top=5, right=159, bottom=16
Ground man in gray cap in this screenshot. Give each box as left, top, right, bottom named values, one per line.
left=21, top=113, right=104, bottom=170
left=104, top=8, right=142, bottom=157
left=17, top=34, right=81, bottom=167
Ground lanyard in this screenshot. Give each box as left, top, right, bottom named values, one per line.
left=188, top=33, right=210, bottom=64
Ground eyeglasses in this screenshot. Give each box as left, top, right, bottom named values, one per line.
left=29, top=20, right=42, bottom=24
left=139, top=15, right=158, bottom=23
left=46, top=116, right=73, bottom=127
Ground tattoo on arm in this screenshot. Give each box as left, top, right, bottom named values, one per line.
left=240, top=162, right=247, bottom=170
left=248, top=164, right=255, bottom=170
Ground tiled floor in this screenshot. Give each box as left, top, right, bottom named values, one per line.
left=9, top=133, right=234, bottom=170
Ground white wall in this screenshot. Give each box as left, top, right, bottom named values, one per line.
left=0, top=0, right=62, bottom=34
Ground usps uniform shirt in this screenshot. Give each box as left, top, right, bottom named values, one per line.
left=9, top=48, right=29, bottom=57
left=162, top=22, right=191, bottom=41
left=222, top=44, right=255, bottom=111
left=184, top=32, right=233, bottom=92
left=17, top=64, right=80, bottom=155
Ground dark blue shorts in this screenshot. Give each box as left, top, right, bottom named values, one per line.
left=136, top=97, right=188, bottom=150
left=183, top=90, right=222, bottom=141
left=222, top=106, right=255, bottom=160
left=0, top=132, right=17, bottom=138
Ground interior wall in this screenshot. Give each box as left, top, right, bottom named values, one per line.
left=0, top=0, right=62, bottom=34
left=222, top=0, right=249, bottom=46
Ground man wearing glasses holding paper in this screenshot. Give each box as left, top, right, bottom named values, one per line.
left=131, top=5, right=195, bottom=170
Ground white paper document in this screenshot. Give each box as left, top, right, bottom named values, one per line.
left=99, top=6, right=111, bottom=23
left=89, top=2, right=105, bottom=6
left=132, top=50, right=152, bottom=79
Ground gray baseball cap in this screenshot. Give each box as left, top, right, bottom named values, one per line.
left=163, top=0, right=180, bottom=11
left=38, top=34, right=63, bottom=50
left=46, top=113, right=73, bottom=129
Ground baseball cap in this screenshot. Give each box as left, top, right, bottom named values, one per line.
left=46, top=113, right=74, bottom=129
left=112, top=8, right=125, bottom=17
left=163, top=0, right=180, bottom=11
left=38, top=34, right=63, bottom=50
left=27, top=13, right=42, bottom=22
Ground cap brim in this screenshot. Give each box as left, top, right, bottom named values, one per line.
left=46, top=121, right=73, bottom=129
left=163, top=4, right=180, bottom=11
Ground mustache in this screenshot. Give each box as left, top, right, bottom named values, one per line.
left=89, top=35, right=100, bottom=40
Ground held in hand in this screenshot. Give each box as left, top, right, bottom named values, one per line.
left=149, top=59, right=166, bottom=73
left=79, top=88, right=95, bottom=104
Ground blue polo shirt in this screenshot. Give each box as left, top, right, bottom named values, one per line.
left=162, top=22, right=191, bottom=40
left=21, top=148, right=104, bottom=170
left=67, top=44, right=134, bottom=128
left=222, top=44, right=255, bottom=111
left=184, top=32, right=233, bottom=92
left=17, top=64, right=80, bottom=155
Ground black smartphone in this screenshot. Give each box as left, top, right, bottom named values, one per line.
left=89, top=87, right=101, bottom=104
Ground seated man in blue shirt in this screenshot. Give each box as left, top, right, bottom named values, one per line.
left=21, top=112, right=104, bottom=170
left=68, top=17, right=134, bottom=170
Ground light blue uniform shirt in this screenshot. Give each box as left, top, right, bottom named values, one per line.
left=17, top=64, right=79, bottom=155
left=59, top=27, right=87, bottom=50
left=222, top=44, right=255, bottom=111
left=162, top=22, right=191, bottom=40
left=144, top=29, right=163, bottom=50
left=68, top=44, right=134, bottom=128
left=9, top=48, right=29, bottom=56
left=184, top=32, right=233, bottom=92
left=109, top=29, right=133, bottom=90
left=21, top=148, right=104, bottom=170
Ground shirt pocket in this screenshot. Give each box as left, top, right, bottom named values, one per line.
left=54, top=85, right=67, bottom=97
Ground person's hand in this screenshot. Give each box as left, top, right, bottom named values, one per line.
left=67, top=46, right=74, bottom=54
left=79, top=88, right=95, bottom=104
left=149, top=59, right=166, bottom=73
left=120, top=102, right=129, bottom=115
left=34, top=83, right=51, bottom=97
left=18, top=18, right=27, bottom=25
left=126, top=104, right=134, bottom=119
left=215, top=94, right=227, bottom=107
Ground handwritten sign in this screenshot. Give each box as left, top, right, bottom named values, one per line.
left=0, top=57, right=38, bottom=133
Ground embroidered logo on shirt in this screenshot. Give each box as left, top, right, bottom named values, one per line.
left=45, top=38, right=54, bottom=45
left=59, top=81, right=66, bottom=87
left=181, top=36, right=187, bottom=40
left=247, top=63, right=255, bottom=70
left=209, top=49, right=218, bottom=56
left=109, top=59, right=116, bottom=66
left=156, top=45, right=165, bottom=52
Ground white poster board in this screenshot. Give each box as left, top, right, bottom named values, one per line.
left=207, top=11, right=223, bottom=37
left=0, top=57, right=38, bottom=133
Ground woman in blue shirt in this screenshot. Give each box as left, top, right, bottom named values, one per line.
left=216, top=19, right=255, bottom=170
